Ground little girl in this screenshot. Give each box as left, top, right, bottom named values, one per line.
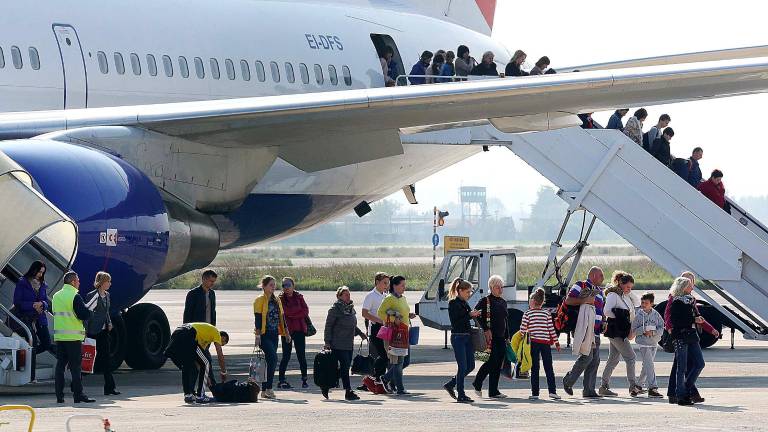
left=520, top=288, right=561, bottom=400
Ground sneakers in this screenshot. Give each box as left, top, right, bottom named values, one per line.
left=648, top=388, right=663, bottom=398
left=443, top=383, right=457, bottom=400
left=562, top=374, right=574, bottom=396
left=345, top=390, right=360, bottom=401
left=598, top=385, right=618, bottom=397
left=528, top=395, right=539, bottom=400
left=489, top=392, right=508, bottom=399
left=184, top=394, right=195, bottom=404
left=457, top=395, right=474, bottom=403
left=277, top=381, right=293, bottom=390
left=396, top=390, right=410, bottom=396
left=630, top=385, right=642, bottom=397
left=549, top=393, right=562, bottom=400
left=381, top=377, right=395, bottom=394
left=260, top=389, right=276, bottom=400
left=472, top=382, right=482, bottom=398
left=195, top=395, right=214, bottom=404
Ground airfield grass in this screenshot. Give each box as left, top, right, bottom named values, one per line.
left=161, top=255, right=672, bottom=292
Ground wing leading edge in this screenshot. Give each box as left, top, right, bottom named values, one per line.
left=2, top=57, right=768, bottom=172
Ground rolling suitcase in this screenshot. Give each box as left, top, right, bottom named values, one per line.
left=313, top=349, right=339, bottom=390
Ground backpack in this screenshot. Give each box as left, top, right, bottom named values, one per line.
left=554, top=301, right=579, bottom=334
left=641, top=131, right=651, bottom=152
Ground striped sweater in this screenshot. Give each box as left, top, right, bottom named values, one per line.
left=520, top=308, right=559, bottom=345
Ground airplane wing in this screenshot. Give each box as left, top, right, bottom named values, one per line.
left=2, top=57, right=768, bottom=172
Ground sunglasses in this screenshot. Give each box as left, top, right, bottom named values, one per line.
left=282, top=283, right=293, bottom=288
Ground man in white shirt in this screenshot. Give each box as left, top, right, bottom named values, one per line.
left=361, top=272, right=390, bottom=382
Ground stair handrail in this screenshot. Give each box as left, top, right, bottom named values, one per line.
left=0, top=302, right=32, bottom=346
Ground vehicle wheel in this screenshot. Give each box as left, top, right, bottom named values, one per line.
left=507, top=308, right=524, bottom=335
left=124, top=303, right=170, bottom=370
left=94, top=313, right=126, bottom=373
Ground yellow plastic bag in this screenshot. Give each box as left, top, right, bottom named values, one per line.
left=510, top=331, right=532, bottom=374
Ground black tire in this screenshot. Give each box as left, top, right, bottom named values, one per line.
left=507, top=308, right=524, bottom=335
left=124, top=303, right=170, bottom=370
left=654, top=300, right=723, bottom=349
left=93, top=313, right=127, bottom=373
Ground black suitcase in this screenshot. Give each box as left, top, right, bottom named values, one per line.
left=211, top=380, right=259, bottom=403
left=313, top=350, right=339, bottom=389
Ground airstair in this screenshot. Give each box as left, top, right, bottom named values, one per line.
left=403, top=122, right=768, bottom=341
left=0, top=151, right=77, bottom=386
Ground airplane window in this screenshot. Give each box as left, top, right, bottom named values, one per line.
left=114, top=52, right=125, bottom=75
left=97, top=51, right=108, bottom=74
left=210, top=58, right=220, bottom=80
left=0, top=47, right=4, bottom=69
left=178, top=56, right=189, bottom=78
left=240, top=60, right=250, bottom=81
left=314, top=64, right=324, bottom=85
left=29, top=47, right=40, bottom=70
left=328, top=65, right=338, bottom=86
left=130, top=53, right=141, bottom=75
left=342, top=65, right=352, bottom=86
left=225, top=59, right=236, bottom=80
left=299, top=63, right=309, bottom=84
left=162, top=55, right=173, bottom=77
left=285, top=62, right=295, bottom=83
left=146, top=54, right=157, bottom=76
left=254, top=61, right=265, bottom=82
left=194, top=57, right=205, bottom=79
left=11, top=46, right=22, bottom=69
left=270, top=61, right=280, bottom=82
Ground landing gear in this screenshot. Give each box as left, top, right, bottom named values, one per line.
left=124, top=303, right=170, bottom=370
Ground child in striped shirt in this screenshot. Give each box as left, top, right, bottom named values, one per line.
left=520, top=288, right=561, bottom=400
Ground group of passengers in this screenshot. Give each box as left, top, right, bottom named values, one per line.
left=581, top=108, right=730, bottom=213
left=21, top=262, right=715, bottom=407
left=378, top=44, right=554, bottom=86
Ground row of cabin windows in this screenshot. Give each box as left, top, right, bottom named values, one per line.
left=96, top=51, right=352, bottom=86
left=0, top=46, right=41, bottom=70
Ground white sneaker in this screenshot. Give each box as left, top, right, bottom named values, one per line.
left=549, top=393, right=562, bottom=400
left=490, top=393, right=508, bottom=399
left=474, top=389, right=482, bottom=398
left=528, top=395, right=539, bottom=400
left=261, top=389, right=276, bottom=399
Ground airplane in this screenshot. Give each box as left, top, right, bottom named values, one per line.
left=1, top=0, right=768, bottom=376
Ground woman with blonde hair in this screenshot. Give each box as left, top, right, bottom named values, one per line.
left=443, top=278, right=481, bottom=402
left=253, top=275, right=289, bottom=399
left=600, top=271, right=641, bottom=397
left=505, top=49, right=529, bottom=77
left=84, top=271, right=119, bottom=395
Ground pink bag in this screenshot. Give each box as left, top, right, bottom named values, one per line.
left=377, top=324, right=393, bottom=342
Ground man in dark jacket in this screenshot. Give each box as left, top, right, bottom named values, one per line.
left=408, top=51, right=433, bottom=85
left=183, top=270, right=217, bottom=325
left=651, top=127, right=675, bottom=167
left=688, top=147, right=704, bottom=187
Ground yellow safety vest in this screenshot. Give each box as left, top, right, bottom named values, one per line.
left=52, top=284, right=85, bottom=342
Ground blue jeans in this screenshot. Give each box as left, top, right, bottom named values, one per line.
left=673, top=337, right=705, bottom=399
left=260, top=330, right=279, bottom=390
left=445, top=334, right=475, bottom=397
left=332, top=349, right=353, bottom=391
left=531, top=342, right=556, bottom=396
left=383, top=355, right=406, bottom=392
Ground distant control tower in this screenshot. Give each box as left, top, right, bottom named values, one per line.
left=459, top=186, right=488, bottom=227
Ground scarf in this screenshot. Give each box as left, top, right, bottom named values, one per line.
left=673, top=294, right=696, bottom=305
left=30, top=278, right=41, bottom=295
left=333, top=300, right=356, bottom=316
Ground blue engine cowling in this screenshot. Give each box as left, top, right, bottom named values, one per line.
left=0, top=139, right=219, bottom=310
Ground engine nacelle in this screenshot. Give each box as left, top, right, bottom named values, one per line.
left=0, top=139, right=219, bottom=310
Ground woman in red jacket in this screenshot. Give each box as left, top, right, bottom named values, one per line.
left=698, top=169, right=726, bottom=210
left=278, top=277, right=310, bottom=389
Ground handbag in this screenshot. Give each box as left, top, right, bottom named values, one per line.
left=389, top=323, right=409, bottom=349
left=659, top=331, right=675, bottom=353
left=408, top=326, right=420, bottom=346
left=305, top=316, right=317, bottom=337
left=376, top=318, right=394, bottom=342
left=471, top=318, right=487, bottom=352
left=249, top=346, right=267, bottom=383
left=351, top=341, right=374, bottom=376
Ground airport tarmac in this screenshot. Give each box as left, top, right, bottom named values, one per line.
left=3, top=289, right=768, bottom=431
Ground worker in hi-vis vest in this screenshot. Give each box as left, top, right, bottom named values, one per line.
left=52, top=271, right=93, bottom=404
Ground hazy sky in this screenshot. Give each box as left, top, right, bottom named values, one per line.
left=385, top=1, right=768, bottom=218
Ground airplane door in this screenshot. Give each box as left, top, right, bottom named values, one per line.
left=52, top=25, right=87, bottom=108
